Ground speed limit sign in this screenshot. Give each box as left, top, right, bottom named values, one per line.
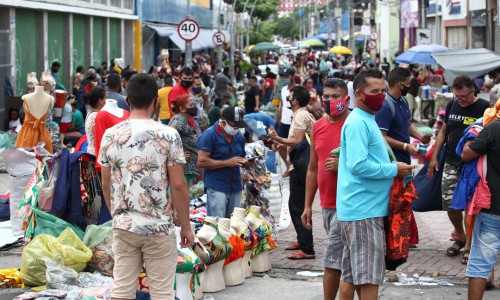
left=212, top=31, right=226, bottom=46
left=178, top=18, right=200, bottom=42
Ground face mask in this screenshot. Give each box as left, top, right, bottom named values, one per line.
left=360, top=90, right=386, bottom=111
left=90, top=81, right=97, bottom=87
left=221, top=121, right=239, bottom=136
left=181, top=80, right=193, bottom=88
left=306, top=83, right=313, bottom=89
left=186, top=107, right=198, bottom=117
left=192, top=86, right=202, bottom=94
left=283, top=78, right=291, bottom=86
left=323, top=96, right=349, bottom=117
left=400, top=84, right=410, bottom=97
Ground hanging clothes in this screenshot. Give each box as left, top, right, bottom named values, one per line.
left=93, top=110, right=130, bottom=172
left=247, top=209, right=278, bottom=257
left=224, top=235, right=246, bottom=266
left=16, top=101, right=53, bottom=153
left=385, top=178, right=419, bottom=271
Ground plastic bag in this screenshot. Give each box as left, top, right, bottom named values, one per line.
left=32, top=208, right=85, bottom=240
left=83, top=222, right=114, bottom=277
left=46, top=254, right=79, bottom=288
left=0, top=132, right=13, bottom=149
left=0, top=268, right=24, bottom=288
left=78, top=272, right=113, bottom=288
left=20, top=227, right=92, bottom=286
left=189, top=181, right=205, bottom=199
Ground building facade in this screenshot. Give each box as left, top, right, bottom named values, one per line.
left=0, top=0, right=137, bottom=97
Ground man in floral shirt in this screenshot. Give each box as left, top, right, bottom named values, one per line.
left=99, top=73, right=194, bottom=300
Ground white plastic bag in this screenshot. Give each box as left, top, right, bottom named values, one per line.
left=46, top=254, right=79, bottom=288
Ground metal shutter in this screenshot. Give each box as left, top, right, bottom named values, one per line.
left=495, top=23, right=500, bottom=54
left=447, top=26, right=467, bottom=50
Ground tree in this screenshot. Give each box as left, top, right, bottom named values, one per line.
left=235, top=0, right=280, bottom=33
left=249, top=21, right=276, bottom=44
left=275, top=15, right=299, bottom=40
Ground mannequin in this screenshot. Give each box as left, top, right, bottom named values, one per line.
left=197, top=217, right=226, bottom=293
left=218, top=218, right=245, bottom=286
left=101, top=99, right=124, bottom=118
left=174, top=227, right=195, bottom=300
left=26, top=72, right=38, bottom=93
left=246, top=206, right=271, bottom=273
left=231, top=208, right=253, bottom=278
left=15, top=86, right=54, bottom=153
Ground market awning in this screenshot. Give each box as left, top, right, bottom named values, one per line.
left=146, top=24, right=230, bottom=52
left=431, top=48, right=500, bottom=84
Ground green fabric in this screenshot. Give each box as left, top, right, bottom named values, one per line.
left=208, top=107, right=221, bottom=126
left=72, top=109, right=85, bottom=129
left=185, top=174, right=196, bottom=187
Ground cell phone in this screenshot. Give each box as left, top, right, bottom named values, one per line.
left=247, top=156, right=259, bottom=161
left=260, top=135, right=271, bottom=141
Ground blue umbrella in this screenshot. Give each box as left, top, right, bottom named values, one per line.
left=395, top=44, right=450, bottom=65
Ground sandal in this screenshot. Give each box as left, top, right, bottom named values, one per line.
left=461, top=250, right=470, bottom=265
left=446, top=240, right=466, bottom=257
left=288, top=250, right=316, bottom=260
left=284, top=242, right=300, bottom=251
left=486, top=281, right=495, bottom=290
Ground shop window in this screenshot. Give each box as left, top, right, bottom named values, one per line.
left=94, top=0, right=106, bottom=5
left=111, top=0, right=121, bottom=7
left=123, top=0, right=133, bottom=9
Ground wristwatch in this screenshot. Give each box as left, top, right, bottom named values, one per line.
left=403, top=143, right=408, bottom=151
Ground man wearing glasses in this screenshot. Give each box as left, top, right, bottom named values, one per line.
left=427, top=75, right=490, bottom=258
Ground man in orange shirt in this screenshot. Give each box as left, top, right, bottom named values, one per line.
left=158, top=75, right=174, bottom=125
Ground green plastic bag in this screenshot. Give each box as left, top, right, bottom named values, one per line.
left=83, top=221, right=114, bottom=277
left=32, top=208, right=85, bottom=240
left=0, top=132, right=12, bottom=149
left=20, top=227, right=92, bottom=286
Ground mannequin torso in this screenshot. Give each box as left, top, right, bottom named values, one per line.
left=246, top=206, right=263, bottom=231
left=197, top=217, right=218, bottom=245
left=231, top=208, right=250, bottom=234
left=218, top=218, right=236, bottom=238
left=101, top=99, right=125, bottom=118
left=23, top=86, right=54, bottom=120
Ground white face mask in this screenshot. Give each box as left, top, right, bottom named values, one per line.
left=221, top=120, right=239, bottom=136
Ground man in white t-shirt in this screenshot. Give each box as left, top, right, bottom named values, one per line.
left=277, top=68, right=295, bottom=177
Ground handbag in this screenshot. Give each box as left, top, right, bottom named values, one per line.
left=412, top=100, right=455, bottom=212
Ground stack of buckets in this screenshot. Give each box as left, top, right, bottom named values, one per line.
left=53, top=90, right=68, bottom=118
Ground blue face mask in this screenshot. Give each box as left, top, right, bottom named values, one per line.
left=192, top=86, right=202, bottom=94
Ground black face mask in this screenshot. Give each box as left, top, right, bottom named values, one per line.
left=186, top=107, right=198, bottom=117
left=181, top=80, right=193, bottom=88
left=400, top=84, right=410, bottom=97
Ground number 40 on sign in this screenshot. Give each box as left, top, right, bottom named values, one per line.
left=178, top=19, right=200, bottom=42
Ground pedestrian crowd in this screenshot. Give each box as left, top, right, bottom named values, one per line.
left=9, top=48, right=500, bottom=300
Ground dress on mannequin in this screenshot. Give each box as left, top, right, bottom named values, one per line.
left=16, top=86, right=54, bottom=153
left=247, top=208, right=278, bottom=256
left=94, top=100, right=129, bottom=171
left=218, top=218, right=245, bottom=286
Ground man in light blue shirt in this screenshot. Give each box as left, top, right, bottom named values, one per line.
left=337, top=69, right=414, bottom=300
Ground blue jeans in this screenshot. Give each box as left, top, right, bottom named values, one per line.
left=206, top=189, right=241, bottom=218
left=466, top=212, right=500, bottom=279
left=160, top=119, right=170, bottom=125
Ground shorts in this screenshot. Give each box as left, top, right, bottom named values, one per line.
left=60, top=122, right=70, bottom=134
left=340, top=217, right=386, bottom=285
left=206, top=188, right=242, bottom=218
left=441, top=162, right=462, bottom=211
left=112, top=229, right=177, bottom=300
left=466, top=212, right=500, bottom=280
left=277, top=123, right=290, bottom=138
left=322, top=208, right=343, bottom=270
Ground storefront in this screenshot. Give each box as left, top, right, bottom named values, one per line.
left=443, top=0, right=467, bottom=50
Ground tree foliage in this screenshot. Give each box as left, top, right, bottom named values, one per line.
left=235, top=0, right=280, bottom=29
left=274, top=16, right=299, bottom=40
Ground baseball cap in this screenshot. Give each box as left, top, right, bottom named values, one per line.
left=221, top=106, right=246, bottom=128
left=283, top=68, right=295, bottom=76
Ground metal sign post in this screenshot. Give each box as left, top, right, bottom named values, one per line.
left=178, top=18, right=200, bottom=68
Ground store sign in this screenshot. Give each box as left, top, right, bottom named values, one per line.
left=416, top=29, right=431, bottom=45
left=443, top=0, right=467, bottom=21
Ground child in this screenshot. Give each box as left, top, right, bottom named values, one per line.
left=60, top=95, right=75, bottom=147
left=7, top=107, right=21, bottom=132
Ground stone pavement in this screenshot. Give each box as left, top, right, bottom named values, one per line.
left=270, top=173, right=500, bottom=285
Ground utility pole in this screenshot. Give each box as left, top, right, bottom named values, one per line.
left=314, top=0, right=319, bottom=36
left=185, top=0, right=192, bottom=67
left=349, top=0, right=354, bottom=52
left=217, top=0, right=223, bottom=71
left=230, top=0, right=238, bottom=83
left=435, top=0, right=438, bottom=44
left=246, top=0, right=258, bottom=54
left=240, top=0, right=250, bottom=56
left=326, top=0, right=332, bottom=47
left=335, top=0, right=340, bottom=46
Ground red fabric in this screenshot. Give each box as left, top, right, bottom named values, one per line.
left=386, top=178, right=419, bottom=264
left=168, top=83, right=190, bottom=117
left=224, top=235, right=246, bottom=266
left=59, top=122, right=70, bottom=134
left=74, top=135, right=88, bottom=152
left=94, top=109, right=130, bottom=172
left=312, top=116, right=345, bottom=209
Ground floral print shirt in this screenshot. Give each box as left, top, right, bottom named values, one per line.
left=168, top=113, right=199, bottom=176
left=98, top=119, right=186, bottom=236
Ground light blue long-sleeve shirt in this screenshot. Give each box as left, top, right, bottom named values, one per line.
left=337, top=108, right=398, bottom=221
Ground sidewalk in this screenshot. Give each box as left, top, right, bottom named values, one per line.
left=270, top=174, right=500, bottom=285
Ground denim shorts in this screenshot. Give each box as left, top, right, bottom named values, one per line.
left=322, top=208, right=343, bottom=271
left=466, top=212, right=500, bottom=280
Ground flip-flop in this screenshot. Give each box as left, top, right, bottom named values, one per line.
left=288, top=250, right=315, bottom=260
left=284, top=242, right=300, bottom=250
left=446, top=240, right=466, bottom=257
left=461, top=250, right=470, bottom=265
